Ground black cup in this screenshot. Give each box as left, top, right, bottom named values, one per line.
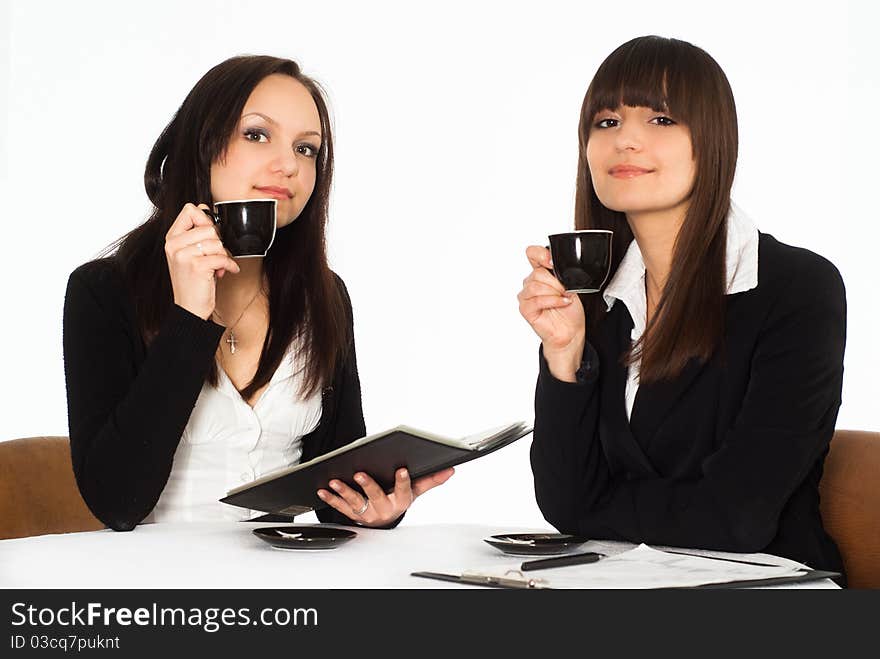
left=548, top=230, right=613, bottom=293
left=203, top=199, right=277, bottom=257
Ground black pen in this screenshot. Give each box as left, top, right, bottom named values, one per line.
left=520, top=552, right=605, bottom=572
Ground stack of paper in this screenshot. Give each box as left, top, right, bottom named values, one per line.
left=458, top=544, right=812, bottom=589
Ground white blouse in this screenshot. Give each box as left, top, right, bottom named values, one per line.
left=602, top=203, right=760, bottom=420
left=144, top=343, right=323, bottom=522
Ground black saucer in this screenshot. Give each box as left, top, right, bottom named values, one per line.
left=484, top=533, right=590, bottom=556
left=252, top=526, right=357, bottom=551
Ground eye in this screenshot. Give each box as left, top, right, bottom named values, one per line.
left=650, top=115, right=677, bottom=127
left=594, top=118, right=619, bottom=129
left=243, top=127, right=269, bottom=143
left=295, top=143, right=320, bottom=158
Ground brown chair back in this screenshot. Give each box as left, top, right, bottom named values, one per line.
left=0, top=436, right=104, bottom=540
left=819, top=429, right=880, bottom=588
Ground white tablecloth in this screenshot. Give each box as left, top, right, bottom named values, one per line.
left=0, top=522, right=838, bottom=589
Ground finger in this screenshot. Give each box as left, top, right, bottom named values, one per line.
left=526, top=245, right=553, bottom=270
left=411, top=467, right=455, bottom=498
left=354, top=472, right=387, bottom=503
left=529, top=266, right=566, bottom=291
left=172, top=238, right=225, bottom=262
left=195, top=254, right=241, bottom=275
left=176, top=244, right=238, bottom=272
left=192, top=203, right=217, bottom=227
left=327, top=479, right=367, bottom=513
left=519, top=280, right=567, bottom=301
left=166, top=203, right=198, bottom=239
left=166, top=203, right=210, bottom=239
left=353, top=472, right=393, bottom=518
left=520, top=295, right=574, bottom=318
left=317, top=486, right=369, bottom=522
left=316, top=489, right=354, bottom=517
left=165, top=226, right=223, bottom=254
left=391, top=468, right=414, bottom=507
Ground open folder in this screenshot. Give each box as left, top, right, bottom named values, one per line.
left=222, top=421, right=532, bottom=515
left=413, top=544, right=839, bottom=589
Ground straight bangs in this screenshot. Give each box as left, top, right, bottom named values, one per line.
left=581, top=37, right=702, bottom=148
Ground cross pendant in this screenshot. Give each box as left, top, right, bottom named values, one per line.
left=226, top=332, right=238, bottom=355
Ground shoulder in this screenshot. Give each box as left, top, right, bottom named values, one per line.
left=329, top=270, right=354, bottom=315
left=330, top=270, right=350, bottom=299
left=66, top=257, right=127, bottom=302
left=756, top=233, right=845, bottom=305
left=63, top=257, right=137, bottom=337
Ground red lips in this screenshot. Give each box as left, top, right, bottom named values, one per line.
left=255, top=186, right=293, bottom=199
left=608, top=165, right=654, bottom=178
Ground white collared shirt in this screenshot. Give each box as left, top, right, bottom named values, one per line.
left=144, top=342, right=323, bottom=522
left=602, top=202, right=760, bottom=420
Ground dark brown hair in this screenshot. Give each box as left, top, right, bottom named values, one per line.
left=109, top=55, right=347, bottom=399
left=575, top=36, right=738, bottom=382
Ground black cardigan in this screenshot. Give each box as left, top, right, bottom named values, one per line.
left=63, top=257, right=368, bottom=530
left=531, top=233, right=847, bottom=577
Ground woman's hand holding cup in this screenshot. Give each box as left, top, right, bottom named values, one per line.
left=518, top=245, right=586, bottom=382
left=164, top=203, right=241, bottom=320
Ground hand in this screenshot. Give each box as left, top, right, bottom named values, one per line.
left=164, top=203, right=240, bottom=320
left=517, top=245, right=586, bottom=382
left=316, top=467, right=455, bottom=527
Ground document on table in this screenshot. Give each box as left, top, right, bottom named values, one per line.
left=435, top=544, right=815, bottom=589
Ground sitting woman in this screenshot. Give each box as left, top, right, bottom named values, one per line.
left=63, top=55, right=453, bottom=530
left=517, top=36, right=846, bottom=579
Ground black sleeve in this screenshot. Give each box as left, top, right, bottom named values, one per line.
left=63, top=263, right=224, bottom=531
left=530, top=256, right=846, bottom=552
left=530, top=341, right=604, bottom=533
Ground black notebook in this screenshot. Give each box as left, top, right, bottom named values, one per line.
left=221, top=421, right=533, bottom=516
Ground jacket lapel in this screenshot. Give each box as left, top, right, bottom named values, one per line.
left=597, top=304, right=659, bottom=478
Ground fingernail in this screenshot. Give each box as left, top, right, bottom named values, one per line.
left=562, top=296, right=572, bottom=303
left=317, top=490, right=327, bottom=500
left=400, top=469, right=409, bottom=479
left=354, top=474, right=365, bottom=484
left=330, top=481, right=341, bottom=491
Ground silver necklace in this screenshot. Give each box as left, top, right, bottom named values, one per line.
left=212, top=287, right=263, bottom=355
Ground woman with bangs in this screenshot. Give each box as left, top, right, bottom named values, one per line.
left=518, top=36, right=846, bottom=579
left=63, top=55, right=453, bottom=531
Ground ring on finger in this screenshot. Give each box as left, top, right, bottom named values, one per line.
left=354, top=496, right=369, bottom=516
left=196, top=242, right=204, bottom=255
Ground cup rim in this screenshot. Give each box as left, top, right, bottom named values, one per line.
left=213, top=198, right=278, bottom=207
left=548, top=229, right=613, bottom=239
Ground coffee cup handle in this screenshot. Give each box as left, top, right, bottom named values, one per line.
left=201, top=207, right=219, bottom=224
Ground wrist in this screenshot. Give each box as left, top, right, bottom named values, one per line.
left=174, top=297, right=213, bottom=321
left=543, top=337, right=585, bottom=383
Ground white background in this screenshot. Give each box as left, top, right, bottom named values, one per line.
left=1, top=0, right=877, bottom=529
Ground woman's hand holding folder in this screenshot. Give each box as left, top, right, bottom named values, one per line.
left=316, top=467, right=455, bottom=527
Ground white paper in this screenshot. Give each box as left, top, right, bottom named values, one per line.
left=462, top=543, right=805, bottom=589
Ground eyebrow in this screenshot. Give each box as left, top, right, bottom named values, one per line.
left=241, top=112, right=322, bottom=139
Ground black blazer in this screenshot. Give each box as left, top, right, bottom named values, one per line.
left=63, top=258, right=368, bottom=530
left=530, top=233, right=846, bottom=577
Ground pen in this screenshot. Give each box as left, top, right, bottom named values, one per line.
left=520, top=551, right=605, bottom=572
left=660, top=549, right=781, bottom=568
left=411, top=571, right=548, bottom=588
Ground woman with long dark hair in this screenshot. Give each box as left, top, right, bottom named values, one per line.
left=518, top=37, right=847, bottom=579
left=63, top=55, right=452, bottom=531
